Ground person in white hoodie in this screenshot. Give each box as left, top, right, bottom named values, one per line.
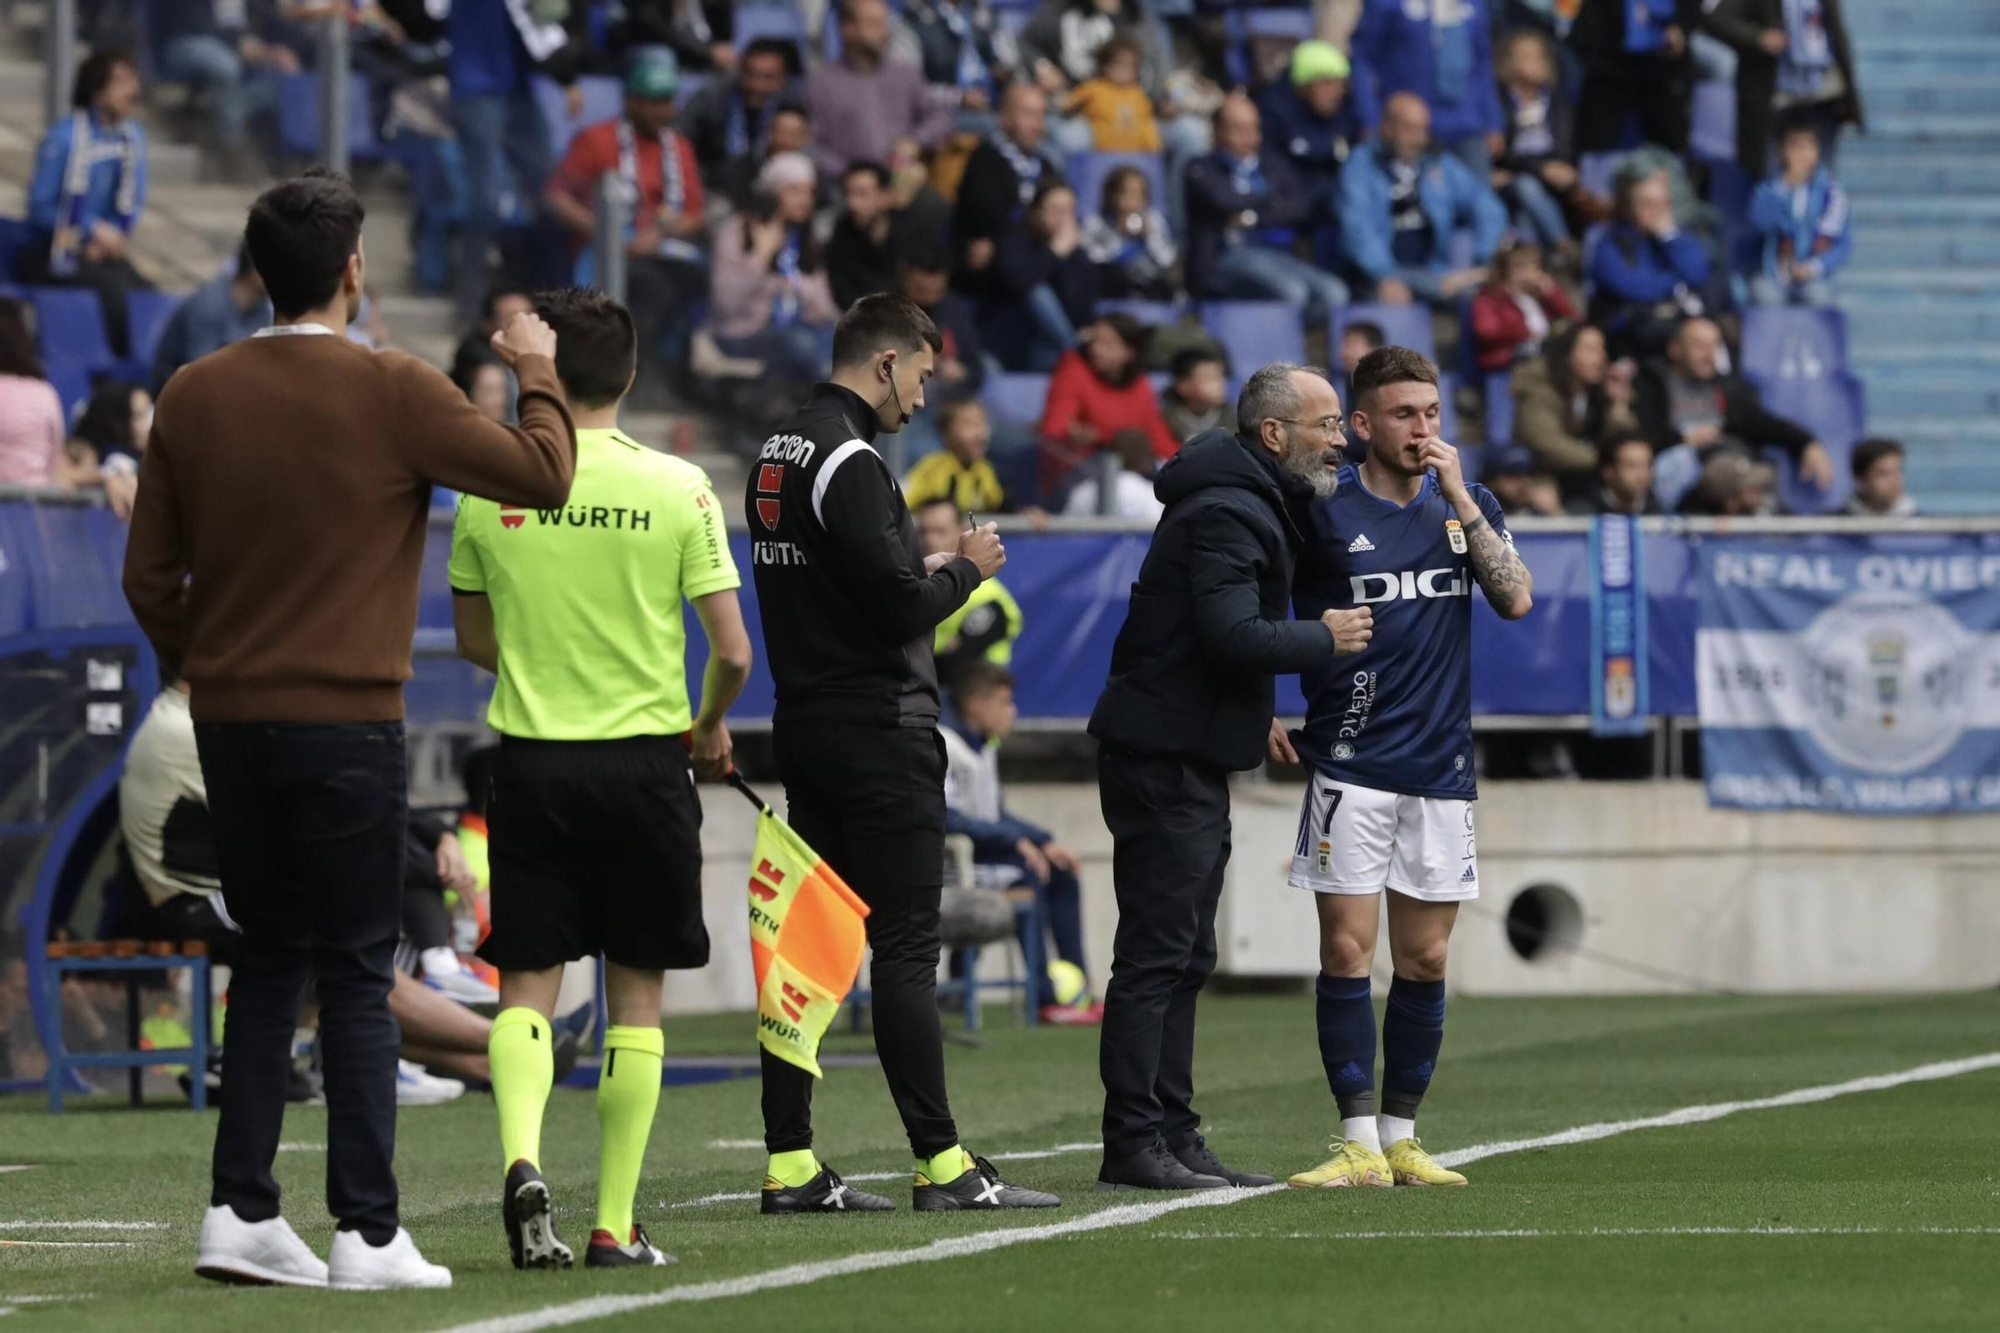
left=940, top=661, right=1100, bottom=1024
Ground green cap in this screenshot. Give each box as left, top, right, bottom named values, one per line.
left=1291, top=39, right=1351, bottom=87
left=627, top=50, right=680, bottom=100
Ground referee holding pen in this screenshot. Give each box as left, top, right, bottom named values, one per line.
left=745, top=294, right=1060, bottom=1214
left=122, top=171, right=576, bottom=1290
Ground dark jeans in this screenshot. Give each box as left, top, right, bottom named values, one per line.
left=1096, top=747, right=1231, bottom=1157
left=19, top=248, right=150, bottom=356
left=194, top=720, right=407, bottom=1243
left=452, top=91, right=553, bottom=319
left=762, top=720, right=958, bottom=1159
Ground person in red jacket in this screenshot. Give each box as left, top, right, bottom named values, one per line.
left=1470, top=242, right=1577, bottom=373
left=1037, top=313, right=1178, bottom=491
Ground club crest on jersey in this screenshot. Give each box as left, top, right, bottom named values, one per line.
left=1316, top=838, right=1332, bottom=874
left=499, top=506, right=525, bottom=530
left=1332, top=742, right=1355, bottom=760
left=755, top=464, right=784, bottom=531
left=1446, top=518, right=1467, bottom=554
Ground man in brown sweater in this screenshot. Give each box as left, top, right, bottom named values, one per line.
left=122, top=170, right=577, bottom=1292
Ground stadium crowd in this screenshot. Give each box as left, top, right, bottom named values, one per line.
left=4, top=0, right=1899, bottom=523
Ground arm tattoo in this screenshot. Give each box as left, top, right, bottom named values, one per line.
left=1461, top=514, right=1529, bottom=607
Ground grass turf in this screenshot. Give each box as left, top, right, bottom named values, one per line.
left=2, top=991, right=1996, bottom=1331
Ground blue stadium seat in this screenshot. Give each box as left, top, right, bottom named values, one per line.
left=1741, top=307, right=1849, bottom=384
left=532, top=74, right=625, bottom=159
left=1578, top=151, right=1624, bottom=198
left=1095, top=299, right=1180, bottom=326
left=736, top=5, right=809, bottom=56
left=125, top=290, right=184, bottom=376
left=1331, top=303, right=1436, bottom=359
left=29, top=287, right=115, bottom=375
left=1689, top=80, right=1737, bottom=165
left=1065, top=152, right=1169, bottom=220
left=45, top=358, right=91, bottom=421
left=982, top=372, right=1052, bottom=428
left=1201, top=301, right=1305, bottom=378
left=276, top=73, right=383, bottom=162
left=0, top=216, right=31, bottom=281
left=1483, top=367, right=1516, bottom=446
left=1240, top=8, right=1316, bottom=39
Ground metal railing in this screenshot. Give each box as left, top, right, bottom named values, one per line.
left=42, top=0, right=72, bottom=130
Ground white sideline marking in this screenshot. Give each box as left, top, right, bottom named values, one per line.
left=1433, top=1051, right=2000, bottom=1168
left=1159, top=1226, right=2000, bottom=1241
left=0, top=1221, right=166, bottom=1231
left=0, top=1240, right=135, bottom=1249
left=427, top=1051, right=2000, bottom=1333
left=0, top=1167, right=33, bottom=1175
left=667, top=1142, right=1104, bottom=1209
left=276, top=1142, right=325, bottom=1153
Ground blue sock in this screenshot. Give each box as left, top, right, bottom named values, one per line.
left=1315, top=974, right=1377, bottom=1119
left=1381, top=975, right=1446, bottom=1121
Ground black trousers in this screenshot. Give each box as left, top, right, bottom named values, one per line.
left=193, top=720, right=407, bottom=1243
left=17, top=249, right=149, bottom=356
left=1097, top=747, right=1231, bottom=1157
left=761, top=720, right=959, bottom=1159
left=1576, top=58, right=1691, bottom=156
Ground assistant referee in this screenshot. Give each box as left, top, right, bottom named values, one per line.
left=451, top=289, right=753, bottom=1269
left=744, top=293, right=1059, bottom=1214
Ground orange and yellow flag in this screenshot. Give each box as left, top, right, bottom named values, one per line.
left=747, top=808, right=870, bottom=1077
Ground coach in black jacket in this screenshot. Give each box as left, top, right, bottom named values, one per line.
left=1089, top=363, right=1372, bottom=1191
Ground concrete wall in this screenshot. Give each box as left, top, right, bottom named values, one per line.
left=630, top=779, right=2000, bottom=1017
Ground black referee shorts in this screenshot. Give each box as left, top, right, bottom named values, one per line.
left=478, top=736, right=710, bottom=974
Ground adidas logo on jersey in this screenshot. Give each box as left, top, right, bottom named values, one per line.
left=1459, top=865, right=1477, bottom=884
left=1347, top=534, right=1375, bottom=553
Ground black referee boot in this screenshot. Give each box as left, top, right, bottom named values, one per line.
left=761, top=1165, right=897, bottom=1215
left=912, top=1154, right=1061, bottom=1210
left=1097, top=1141, right=1230, bottom=1191
left=503, top=1160, right=573, bottom=1270
left=1171, top=1134, right=1276, bottom=1188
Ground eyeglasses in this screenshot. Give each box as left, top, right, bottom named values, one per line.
left=1275, top=415, right=1348, bottom=438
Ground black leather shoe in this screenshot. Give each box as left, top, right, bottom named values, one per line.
left=913, top=1155, right=1061, bottom=1210
left=1172, top=1134, right=1276, bottom=1187
left=760, top=1165, right=897, bottom=1215
left=1096, top=1141, right=1231, bottom=1191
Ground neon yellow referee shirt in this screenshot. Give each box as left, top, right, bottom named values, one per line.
left=448, top=427, right=740, bottom=740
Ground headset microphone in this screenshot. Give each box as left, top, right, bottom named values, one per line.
left=875, top=355, right=909, bottom=426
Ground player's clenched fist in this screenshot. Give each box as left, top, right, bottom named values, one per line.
left=960, top=521, right=1006, bottom=579
left=1322, top=606, right=1373, bottom=655
left=490, top=310, right=558, bottom=367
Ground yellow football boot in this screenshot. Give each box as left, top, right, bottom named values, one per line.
left=1385, top=1137, right=1468, bottom=1187
left=1286, top=1140, right=1393, bottom=1189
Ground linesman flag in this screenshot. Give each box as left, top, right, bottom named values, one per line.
left=731, top=775, right=870, bottom=1077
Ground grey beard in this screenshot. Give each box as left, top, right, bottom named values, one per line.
left=1285, top=450, right=1342, bottom=497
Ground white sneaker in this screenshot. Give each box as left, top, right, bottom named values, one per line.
left=424, top=967, right=501, bottom=1007
left=327, top=1227, right=453, bottom=1291
left=194, top=1205, right=329, bottom=1287
left=396, top=1060, right=465, bottom=1106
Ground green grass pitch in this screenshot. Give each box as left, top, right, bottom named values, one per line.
left=2, top=991, right=1996, bottom=1331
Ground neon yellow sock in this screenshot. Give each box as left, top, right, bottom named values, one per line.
left=488, top=1007, right=555, bottom=1172
left=766, top=1149, right=820, bottom=1189
left=595, top=1025, right=665, bottom=1241
left=919, top=1144, right=972, bottom=1184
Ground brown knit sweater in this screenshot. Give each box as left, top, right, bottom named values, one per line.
left=122, top=329, right=576, bottom=723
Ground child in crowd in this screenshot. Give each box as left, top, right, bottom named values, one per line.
left=1064, top=36, right=1160, bottom=152
left=1082, top=164, right=1178, bottom=300
left=941, top=662, right=1102, bottom=1026
left=1748, top=118, right=1850, bottom=307
left=1493, top=29, right=1580, bottom=253
left=905, top=398, right=1009, bottom=514
left=1159, top=347, right=1228, bottom=444
left=1470, top=242, right=1578, bottom=372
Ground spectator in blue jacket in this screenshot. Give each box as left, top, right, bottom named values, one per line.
left=1350, top=0, right=1504, bottom=176
left=150, top=244, right=271, bottom=393
left=1747, top=119, right=1849, bottom=307
left=905, top=0, right=1020, bottom=132
left=1338, top=93, right=1506, bottom=308
left=1185, top=93, right=1349, bottom=320
left=1588, top=169, right=1713, bottom=358
left=447, top=0, right=579, bottom=318
left=24, top=50, right=153, bottom=357
left=1255, top=38, right=1359, bottom=266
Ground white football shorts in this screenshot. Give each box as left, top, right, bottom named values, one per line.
left=1287, top=772, right=1479, bottom=901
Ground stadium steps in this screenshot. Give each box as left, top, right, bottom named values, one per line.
left=1836, top=1, right=2000, bottom=514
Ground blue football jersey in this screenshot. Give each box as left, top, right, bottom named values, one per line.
left=1292, top=465, right=1509, bottom=799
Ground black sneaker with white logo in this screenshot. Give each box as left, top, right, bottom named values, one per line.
left=1171, top=1134, right=1276, bottom=1188
left=503, top=1160, right=573, bottom=1270
left=584, top=1224, right=675, bottom=1268
left=760, top=1165, right=897, bottom=1215
left=912, top=1154, right=1061, bottom=1211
